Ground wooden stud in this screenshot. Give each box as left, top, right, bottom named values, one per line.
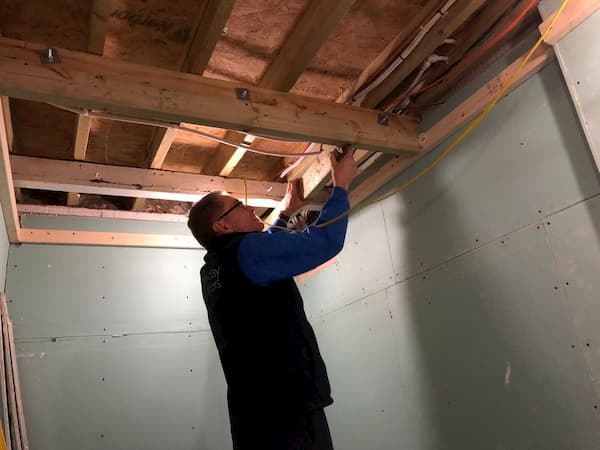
left=413, top=0, right=540, bottom=109
left=362, top=0, right=487, bottom=109
left=179, top=0, right=236, bottom=75
left=11, top=155, right=286, bottom=207
left=348, top=0, right=443, bottom=104
left=539, top=0, right=600, bottom=45
left=142, top=0, right=236, bottom=187
left=419, top=44, right=555, bottom=150
left=350, top=44, right=555, bottom=206
left=0, top=97, right=12, bottom=152
left=88, top=0, right=111, bottom=55
left=0, top=38, right=419, bottom=155
left=18, top=204, right=188, bottom=223
left=145, top=127, right=178, bottom=170
left=18, top=228, right=200, bottom=249
left=260, top=0, right=356, bottom=92
left=73, top=114, right=92, bottom=161
left=0, top=98, right=19, bottom=243
left=212, top=0, right=358, bottom=175
left=69, top=1, right=110, bottom=207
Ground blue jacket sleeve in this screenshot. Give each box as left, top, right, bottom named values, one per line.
left=238, top=187, right=350, bottom=285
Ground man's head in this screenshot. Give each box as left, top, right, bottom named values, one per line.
left=187, top=192, right=264, bottom=247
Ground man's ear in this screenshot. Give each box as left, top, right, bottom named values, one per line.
left=212, top=220, right=231, bottom=235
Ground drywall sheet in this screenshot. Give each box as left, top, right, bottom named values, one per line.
left=382, top=63, right=599, bottom=283
left=299, top=63, right=600, bottom=448
left=16, top=332, right=230, bottom=450
left=6, top=218, right=233, bottom=450
left=545, top=194, right=600, bottom=399
left=539, top=0, right=600, bottom=171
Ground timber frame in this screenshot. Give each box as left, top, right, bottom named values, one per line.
left=0, top=0, right=595, bottom=248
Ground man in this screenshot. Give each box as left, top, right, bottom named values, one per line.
left=187, top=149, right=356, bottom=449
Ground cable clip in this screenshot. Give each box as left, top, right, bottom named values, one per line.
left=38, top=48, right=61, bottom=64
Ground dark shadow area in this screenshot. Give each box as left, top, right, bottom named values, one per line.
left=365, top=61, right=600, bottom=449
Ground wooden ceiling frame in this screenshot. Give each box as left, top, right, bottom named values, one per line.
left=11, top=155, right=287, bottom=208
left=412, top=0, right=540, bottom=111
left=347, top=0, right=595, bottom=206
left=349, top=43, right=555, bottom=206
left=0, top=38, right=420, bottom=155
left=360, top=0, right=488, bottom=109
left=294, top=0, right=490, bottom=209
left=206, top=0, right=357, bottom=178
left=0, top=0, right=589, bottom=248
left=68, top=0, right=112, bottom=207
left=283, top=0, right=442, bottom=190
left=133, top=0, right=236, bottom=211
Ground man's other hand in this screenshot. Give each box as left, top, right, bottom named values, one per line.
left=330, top=145, right=357, bottom=191
left=282, top=179, right=311, bottom=217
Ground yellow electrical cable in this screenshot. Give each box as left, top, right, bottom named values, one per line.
left=261, top=0, right=569, bottom=231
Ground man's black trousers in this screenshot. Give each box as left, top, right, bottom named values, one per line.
left=230, top=407, right=334, bottom=450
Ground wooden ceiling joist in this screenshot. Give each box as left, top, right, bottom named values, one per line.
left=209, top=0, right=356, bottom=176
left=361, top=0, right=487, bottom=109
left=0, top=97, right=13, bottom=152
left=412, top=0, right=540, bottom=110
left=350, top=43, right=555, bottom=206
left=144, top=127, right=178, bottom=170
left=18, top=204, right=188, bottom=223
left=143, top=0, right=236, bottom=179
left=179, top=0, right=237, bottom=76
left=0, top=38, right=419, bottom=155
left=292, top=0, right=488, bottom=201
left=19, top=228, right=199, bottom=249
left=69, top=0, right=111, bottom=207
left=88, top=0, right=111, bottom=56
left=11, top=155, right=287, bottom=208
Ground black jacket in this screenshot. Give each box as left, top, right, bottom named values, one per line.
left=201, top=233, right=333, bottom=418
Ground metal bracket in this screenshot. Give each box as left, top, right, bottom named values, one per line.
left=38, top=48, right=61, bottom=64
left=235, top=87, right=251, bottom=101
left=377, top=113, right=390, bottom=126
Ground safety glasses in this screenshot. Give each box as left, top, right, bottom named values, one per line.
left=215, top=200, right=243, bottom=221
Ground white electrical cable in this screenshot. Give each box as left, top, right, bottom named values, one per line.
left=50, top=104, right=325, bottom=158
left=351, top=0, right=456, bottom=104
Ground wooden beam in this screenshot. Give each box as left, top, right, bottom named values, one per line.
left=539, top=0, right=600, bottom=45
left=212, top=0, right=357, bottom=175
left=145, top=127, right=178, bottom=169
left=0, top=99, right=20, bottom=243
left=261, top=0, right=356, bottom=91
left=419, top=43, right=555, bottom=150
left=143, top=1, right=235, bottom=180
left=0, top=38, right=419, bottom=155
left=350, top=43, right=555, bottom=206
left=18, top=204, right=188, bottom=223
left=0, top=97, right=13, bottom=152
left=413, top=0, right=540, bottom=109
left=18, top=228, right=200, bottom=249
left=73, top=114, right=92, bottom=161
left=88, top=0, right=111, bottom=55
left=362, top=0, right=487, bottom=109
left=69, top=1, right=110, bottom=207
left=68, top=113, right=93, bottom=206
left=179, top=0, right=236, bottom=75
left=11, top=155, right=286, bottom=207
left=348, top=0, right=443, bottom=104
